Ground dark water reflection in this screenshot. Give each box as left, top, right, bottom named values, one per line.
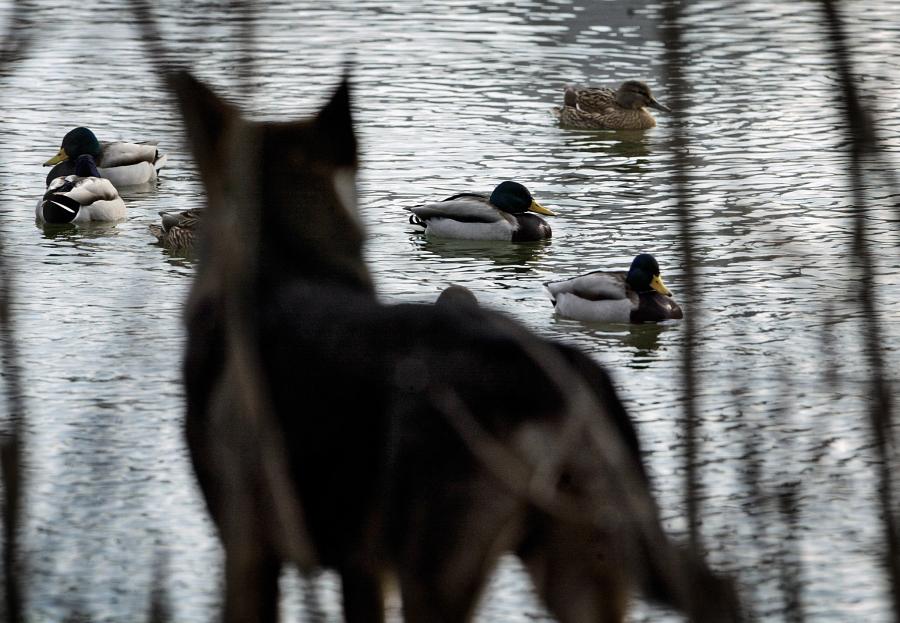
left=2, top=0, right=899, bottom=621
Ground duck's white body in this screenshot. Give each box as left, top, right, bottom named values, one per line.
left=409, top=198, right=520, bottom=240
left=97, top=142, right=168, bottom=187
left=407, top=185, right=554, bottom=242
left=37, top=175, right=126, bottom=223
left=44, top=137, right=167, bottom=188
left=545, top=272, right=638, bottom=323
left=546, top=260, right=684, bottom=323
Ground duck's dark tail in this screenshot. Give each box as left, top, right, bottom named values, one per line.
left=408, top=214, right=426, bottom=228
left=40, top=194, right=80, bottom=224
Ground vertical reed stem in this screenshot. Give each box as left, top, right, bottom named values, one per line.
left=662, top=1, right=702, bottom=550
left=0, top=4, right=34, bottom=620
left=820, top=0, right=900, bottom=617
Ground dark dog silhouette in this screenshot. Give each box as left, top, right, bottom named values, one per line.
left=170, top=70, right=739, bottom=623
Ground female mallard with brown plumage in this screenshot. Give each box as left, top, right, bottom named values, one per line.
left=553, top=80, right=671, bottom=130
left=149, top=209, right=202, bottom=252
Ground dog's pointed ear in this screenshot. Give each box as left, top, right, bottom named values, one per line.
left=168, top=71, right=233, bottom=170
left=312, top=76, right=357, bottom=168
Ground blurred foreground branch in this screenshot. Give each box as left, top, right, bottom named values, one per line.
left=662, top=1, right=702, bottom=550
left=0, top=0, right=34, bottom=78
left=0, top=3, right=34, bottom=621
left=821, top=0, right=900, bottom=616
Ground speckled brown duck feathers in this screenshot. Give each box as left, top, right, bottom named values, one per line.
left=148, top=208, right=202, bottom=252
left=553, top=80, right=671, bottom=130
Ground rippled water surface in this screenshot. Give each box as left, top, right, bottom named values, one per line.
left=2, top=0, right=899, bottom=621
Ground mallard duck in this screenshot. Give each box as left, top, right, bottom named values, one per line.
left=544, top=254, right=683, bottom=323
left=553, top=80, right=671, bottom=130
left=407, top=181, right=555, bottom=241
left=43, top=127, right=167, bottom=187
left=148, top=209, right=202, bottom=251
left=37, top=154, right=126, bottom=223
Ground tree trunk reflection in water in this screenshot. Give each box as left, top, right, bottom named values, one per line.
left=820, top=0, right=900, bottom=615
left=661, top=0, right=702, bottom=557
left=0, top=2, right=35, bottom=621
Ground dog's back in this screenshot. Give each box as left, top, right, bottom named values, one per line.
left=172, top=70, right=739, bottom=623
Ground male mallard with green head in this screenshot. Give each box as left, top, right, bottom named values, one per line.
left=553, top=80, right=671, bottom=130
left=407, top=181, right=556, bottom=241
left=43, top=127, right=167, bottom=187
left=545, top=254, right=683, bottom=322
left=37, top=154, right=126, bottom=224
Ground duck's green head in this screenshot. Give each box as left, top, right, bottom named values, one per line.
left=616, top=81, right=671, bottom=113
left=489, top=181, right=556, bottom=216
left=626, top=253, right=672, bottom=296
left=43, top=127, right=101, bottom=166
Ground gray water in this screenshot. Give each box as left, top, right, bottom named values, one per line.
left=2, top=0, right=899, bottom=621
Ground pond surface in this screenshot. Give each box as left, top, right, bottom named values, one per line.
left=1, top=0, right=899, bottom=621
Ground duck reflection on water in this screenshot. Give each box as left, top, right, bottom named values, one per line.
left=411, top=235, right=551, bottom=268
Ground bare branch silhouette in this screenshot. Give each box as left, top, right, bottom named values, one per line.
left=0, top=0, right=35, bottom=78
left=820, top=0, right=900, bottom=615
left=131, top=0, right=320, bottom=576
left=662, top=0, right=702, bottom=552
left=0, top=2, right=35, bottom=620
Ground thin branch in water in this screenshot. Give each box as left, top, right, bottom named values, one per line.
left=0, top=0, right=36, bottom=78
left=771, top=365, right=807, bottom=623
left=0, top=439, right=22, bottom=623
left=777, top=482, right=805, bottom=623
left=662, top=0, right=702, bottom=551
left=129, top=0, right=180, bottom=77
left=0, top=1, right=35, bottom=620
left=148, top=551, right=172, bottom=623
left=820, top=0, right=900, bottom=615
left=133, top=0, right=321, bottom=573
left=228, top=0, right=257, bottom=95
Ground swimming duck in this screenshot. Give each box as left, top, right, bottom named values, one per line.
left=148, top=209, right=202, bottom=252
left=37, top=154, right=126, bottom=224
left=553, top=80, right=671, bottom=130
left=544, top=254, right=683, bottom=323
left=43, top=127, right=167, bottom=187
left=407, top=181, right=556, bottom=241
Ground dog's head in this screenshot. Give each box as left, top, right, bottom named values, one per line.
left=170, top=70, right=373, bottom=292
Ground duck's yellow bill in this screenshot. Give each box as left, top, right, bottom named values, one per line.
left=651, top=275, right=672, bottom=296
left=44, top=148, right=69, bottom=166
left=529, top=200, right=556, bottom=216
